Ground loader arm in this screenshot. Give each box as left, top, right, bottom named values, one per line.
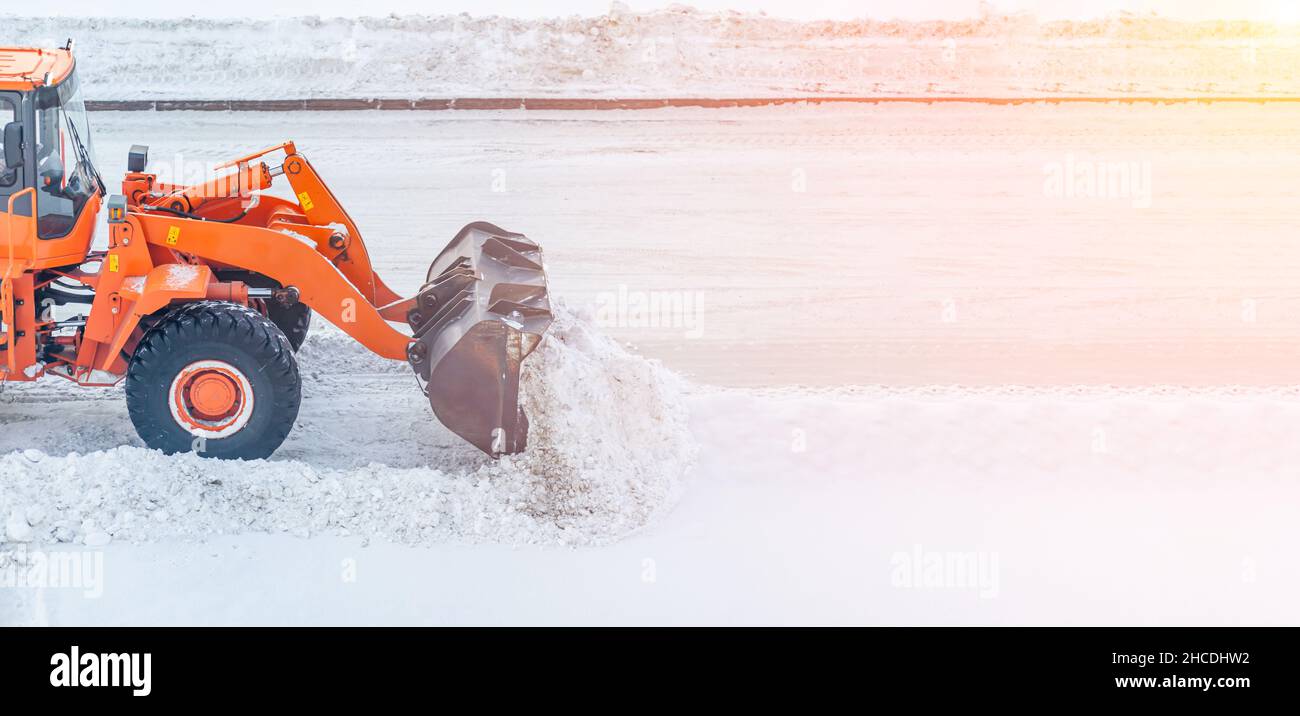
left=169, top=141, right=404, bottom=308
left=276, top=147, right=404, bottom=308
left=129, top=212, right=412, bottom=361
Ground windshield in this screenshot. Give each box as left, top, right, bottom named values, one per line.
left=34, top=71, right=99, bottom=239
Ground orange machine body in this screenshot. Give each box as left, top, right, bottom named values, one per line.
left=1, top=75, right=418, bottom=386
left=0, top=46, right=75, bottom=92
left=1, top=48, right=414, bottom=385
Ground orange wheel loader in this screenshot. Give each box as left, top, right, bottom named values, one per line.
left=0, top=44, right=552, bottom=460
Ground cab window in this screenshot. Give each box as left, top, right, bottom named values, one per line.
left=0, top=96, right=17, bottom=189
left=34, top=75, right=96, bottom=238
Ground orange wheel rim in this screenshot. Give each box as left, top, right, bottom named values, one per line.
left=169, top=360, right=255, bottom=438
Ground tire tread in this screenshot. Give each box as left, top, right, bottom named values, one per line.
left=125, top=301, right=301, bottom=459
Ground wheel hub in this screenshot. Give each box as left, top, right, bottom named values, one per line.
left=169, top=360, right=256, bottom=439
left=188, top=372, right=239, bottom=418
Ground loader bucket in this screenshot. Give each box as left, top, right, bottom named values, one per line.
left=406, top=222, right=553, bottom=456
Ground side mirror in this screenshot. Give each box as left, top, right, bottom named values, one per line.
left=3, top=122, right=22, bottom=169
left=127, top=144, right=149, bottom=173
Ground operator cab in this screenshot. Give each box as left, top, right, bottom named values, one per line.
left=0, top=42, right=104, bottom=264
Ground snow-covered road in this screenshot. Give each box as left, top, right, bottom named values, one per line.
left=81, top=104, right=1300, bottom=387
left=5, top=105, right=1300, bottom=625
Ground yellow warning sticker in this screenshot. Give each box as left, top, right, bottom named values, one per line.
left=108, top=255, right=119, bottom=272
left=297, top=191, right=314, bottom=211
left=166, top=226, right=181, bottom=245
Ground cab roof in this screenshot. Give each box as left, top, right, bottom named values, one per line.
left=0, top=47, right=75, bottom=92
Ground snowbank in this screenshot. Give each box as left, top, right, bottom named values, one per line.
left=0, top=305, right=694, bottom=548
left=7, top=8, right=1300, bottom=100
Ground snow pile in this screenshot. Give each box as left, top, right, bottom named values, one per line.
left=7, top=8, right=1300, bottom=100
left=0, top=304, right=694, bottom=548
left=508, top=305, right=692, bottom=531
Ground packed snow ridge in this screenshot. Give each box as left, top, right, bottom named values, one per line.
left=8, top=7, right=1300, bottom=100
left=0, top=305, right=696, bottom=548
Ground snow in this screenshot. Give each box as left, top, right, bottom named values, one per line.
left=70, top=102, right=1300, bottom=388
left=85, top=371, right=120, bottom=386
left=6, top=9, right=1300, bottom=100
left=5, top=94, right=1300, bottom=624
left=0, top=305, right=692, bottom=549
left=8, top=382, right=1300, bottom=625
left=4, top=512, right=34, bottom=543
left=276, top=228, right=318, bottom=248
left=161, top=264, right=200, bottom=290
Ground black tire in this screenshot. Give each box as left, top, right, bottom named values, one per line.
left=267, top=299, right=312, bottom=352
left=215, top=271, right=312, bottom=351
left=125, top=301, right=301, bottom=460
